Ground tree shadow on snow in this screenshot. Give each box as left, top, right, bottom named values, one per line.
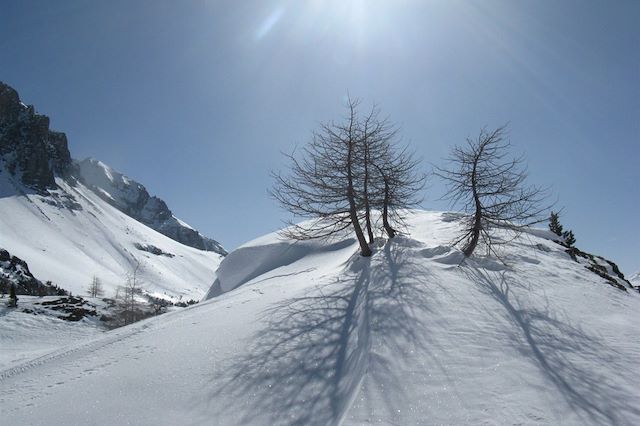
left=206, top=238, right=441, bottom=425
left=462, top=267, right=640, bottom=424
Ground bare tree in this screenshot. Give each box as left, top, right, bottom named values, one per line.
left=87, top=275, right=104, bottom=298
left=357, top=105, right=400, bottom=243
left=436, top=125, right=549, bottom=257
left=117, top=259, right=144, bottom=325
left=271, top=97, right=426, bottom=254
left=354, top=105, right=425, bottom=241
left=270, top=97, right=372, bottom=256
left=372, top=144, right=426, bottom=239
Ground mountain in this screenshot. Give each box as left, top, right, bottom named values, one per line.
left=631, top=271, right=640, bottom=287
left=0, top=82, right=71, bottom=191
left=2, top=211, right=638, bottom=425
left=76, top=158, right=225, bottom=255
left=0, top=81, right=223, bottom=298
left=0, top=81, right=225, bottom=255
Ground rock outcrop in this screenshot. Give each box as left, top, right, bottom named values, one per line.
left=0, top=248, right=64, bottom=296
left=0, top=82, right=72, bottom=191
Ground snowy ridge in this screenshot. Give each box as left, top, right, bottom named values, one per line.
left=0, top=170, right=222, bottom=300
left=1, top=211, right=638, bottom=425
left=77, top=158, right=226, bottom=255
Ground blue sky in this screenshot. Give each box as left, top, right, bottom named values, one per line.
left=1, top=0, right=638, bottom=273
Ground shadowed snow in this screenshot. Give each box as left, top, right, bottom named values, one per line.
left=1, top=211, right=639, bottom=425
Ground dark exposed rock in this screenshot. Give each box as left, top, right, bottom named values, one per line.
left=0, top=248, right=40, bottom=293
left=33, top=296, right=97, bottom=321
left=565, top=246, right=634, bottom=292
left=0, top=247, right=68, bottom=296
left=0, top=248, right=10, bottom=262
left=134, top=242, right=175, bottom=257
left=0, top=81, right=72, bottom=191
left=39, top=192, right=83, bottom=211
left=47, top=131, right=72, bottom=175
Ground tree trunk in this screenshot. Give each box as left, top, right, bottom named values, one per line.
left=463, top=153, right=482, bottom=257
left=350, top=203, right=372, bottom=256
left=347, top=137, right=372, bottom=257
left=363, top=147, right=374, bottom=244
left=463, top=211, right=481, bottom=257
left=381, top=179, right=396, bottom=238
left=364, top=189, right=374, bottom=244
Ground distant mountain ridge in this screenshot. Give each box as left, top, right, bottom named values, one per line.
left=76, top=158, right=226, bottom=254
left=0, top=81, right=225, bottom=255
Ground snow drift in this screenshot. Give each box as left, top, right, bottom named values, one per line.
left=1, top=211, right=639, bottom=425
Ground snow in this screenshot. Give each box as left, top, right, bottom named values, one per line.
left=76, top=157, right=226, bottom=255
left=0, top=296, right=105, bottom=370
left=1, top=211, right=639, bottom=425
left=77, top=158, right=140, bottom=205
left=0, top=171, right=222, bottom=300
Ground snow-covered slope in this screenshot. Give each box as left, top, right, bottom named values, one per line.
left=0, top=171, right=222, bottom=299
left=0, top=296, right=106, bottom=370
left=0, top=80, right=223, bottom=299
left=631, top=271, right=640, bottom=287
left=1, top=211, right=638, bottom=425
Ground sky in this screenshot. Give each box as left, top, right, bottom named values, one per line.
left=1, top=0, right=638, bottom=273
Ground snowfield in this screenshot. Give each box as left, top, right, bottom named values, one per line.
left=0, top=172, right=223, bottom=300
left=0, top=296, right=106, bottom=370
left=1, top=211, right=639, bottom=425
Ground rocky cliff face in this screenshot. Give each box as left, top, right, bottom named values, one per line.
left=0, top=81, right=225, bottom=255
left=77, top=158, right=226, bottom=255
left=0, top=82, right=72, bottom=191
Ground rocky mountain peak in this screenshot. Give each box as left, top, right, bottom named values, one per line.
left=76, top=158, right=226, bottom=255
left=0, top=81, right=72, bottom=191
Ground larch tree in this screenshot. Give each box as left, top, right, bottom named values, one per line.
left=88, top=275, right=104, bottom=298
left=270, top=97, right=372, bottom=256
left=372, top=144, right=426, bottom=239
left=356, top=105, right=399, bottom=243
left=117, top=259, right=144, bottom=325
left=271, top=97, right=426, bottom=255
left=436, top=125, right=549, bottom=258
